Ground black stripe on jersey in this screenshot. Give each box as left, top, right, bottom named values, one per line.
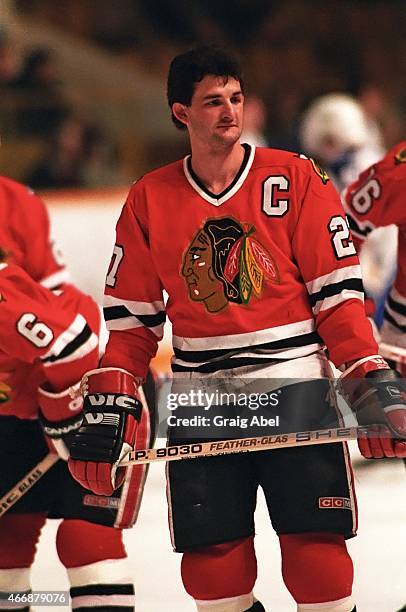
left=308, top=278, right=364, bottom=308
left=173, top=331, right=322, bottom=364
left=70, top=584, right=134, bottom=597
left=42, top=324, right=92, bottom=364
left=103, top=305, right=166, bottom=328
left=384, top=308, right=406, bottom=333
left=172, top=353, right=320, bottom=374
left=387, top=294, right=406, bottom=317
left=347, top=214, right=372, bottom=238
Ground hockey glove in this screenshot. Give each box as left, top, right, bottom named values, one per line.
left=68, top=367, right=142, bottom=495
left=38, top=383, right=84, bottom=460
left=338, top=356, right=406, bottom=459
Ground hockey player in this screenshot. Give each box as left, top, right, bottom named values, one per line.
left=299, top=93, right=384, bottom=192
left=342, top=143, right=406, bottom=377
left=342, top=139, right=406, bottom=612
left=69, top=47, right=406, bottom=612
left=0, top=176, right=153, bottom=612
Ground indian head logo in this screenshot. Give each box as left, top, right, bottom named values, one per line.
left=395, top=147, right=406, bottom=164
left=181, top=217, right=280, bottom=313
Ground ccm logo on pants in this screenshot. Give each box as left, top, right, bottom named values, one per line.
left=319, top=497, right=351, bottom=509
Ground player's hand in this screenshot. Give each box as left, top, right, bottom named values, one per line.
left=338, top=356, right=406, bottom=459
left=38, top=383, right=84, bottom=460
left=68, top=368, right=142, bottom=495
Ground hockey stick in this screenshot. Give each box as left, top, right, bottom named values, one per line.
left=0, top=453, right=59, bottom=518
left=120, top=425, right=370, bottom=466
left=379, top=342, right=406, bottom=365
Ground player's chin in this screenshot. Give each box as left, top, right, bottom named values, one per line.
left=214, top=128, right=241, bottom=146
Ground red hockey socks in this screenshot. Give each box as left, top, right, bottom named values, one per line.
left=279, top=532, right=355, bottom=611
left=181, top=536, right=258, bottom=610
left=56, top=520, right=134, bottom=611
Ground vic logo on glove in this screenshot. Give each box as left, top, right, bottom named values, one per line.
left=87, top=393, right=138, bottom=409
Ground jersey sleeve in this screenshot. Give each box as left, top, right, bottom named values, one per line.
left=101, top=183, right=165, bottom=380
left=291, top=167, right=378, bottom=367
left=342, top=142, right=406, bottom=250
left=13, top=183, right=69, bottom=288
left=0, top=262, right=102, bottom=391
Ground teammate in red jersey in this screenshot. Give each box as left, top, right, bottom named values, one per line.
left=343, top=143, right=406, bottom=612
left=69, top=47, right=406, bottom=612
left=342, top=141, right=406, bottom=368
left=0, top=177, right=154, bottom=612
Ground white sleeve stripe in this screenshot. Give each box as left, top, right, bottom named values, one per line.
left=106, top=317, right=164, bottom=338
left=103, top=294, right=165, bottom=315
left=42, top=314, right=87, bottom=360
left=312, top=290, right=364, bottom=315
left=306, top=265, right=362, bottom=295
left=384, top=303, right=406, bottom=327
left=40, top=269, right=71, bottom=289
left=42, top=332, right=99, bottom=367
left=389, top=286, right=406, bottom=307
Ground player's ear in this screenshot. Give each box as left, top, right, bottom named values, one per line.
left=172, top=103, right=188, bottom=127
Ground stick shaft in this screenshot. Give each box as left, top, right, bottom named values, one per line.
left=121, top=426, right=367, bottom=466
left=0, top=453, right=59, bottom=517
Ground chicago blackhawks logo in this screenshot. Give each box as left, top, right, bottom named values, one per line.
left=394, top=147, right=406, bottom=164
left=0, top=380, right=11, bottom=403
left=296, top=153, right=329, bottom=184
left=182, top=217, right=280, bottom=313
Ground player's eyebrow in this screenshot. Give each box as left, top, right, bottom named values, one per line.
left=202, top=90, right=243, bottom=101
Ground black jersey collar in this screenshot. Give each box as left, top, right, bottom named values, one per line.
left=183, top=143, right=255, bottom=206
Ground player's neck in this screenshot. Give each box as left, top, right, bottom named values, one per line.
left=189, top=141, right=245, bottom=195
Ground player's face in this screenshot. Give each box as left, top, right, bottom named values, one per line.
left=184, top=75, right=244, bottom=148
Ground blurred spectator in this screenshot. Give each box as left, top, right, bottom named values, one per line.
left=241, top=95, right=268, bottom=148
left=357, top=83, right=404, bottom=149
left=25, top=113, right=121, bottom=190
left=299, top=92, right=384, bottom=191
left=0, top=31, right=20, bottom=89
left=13, top=47, right=68, bottom=136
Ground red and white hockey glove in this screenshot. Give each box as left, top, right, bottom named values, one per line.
left=68, top=368, right=142, bottom=495
left=338, top=356, right=406, bottom=459
left=38, top=383, right=84, bottom=460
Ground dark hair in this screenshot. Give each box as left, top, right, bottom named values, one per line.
left=167, top=45, right=244, bottom=130
left=203, top=217, right=244, bottom=303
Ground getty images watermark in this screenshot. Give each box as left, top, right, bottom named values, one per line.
left=167, top=389, right=281, bottom=410
left=165, top=389, right=282, bottom=430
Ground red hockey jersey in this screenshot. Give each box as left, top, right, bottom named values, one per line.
left=343, top=141, right=406, bottom=347
left=0, top=177, right=102, bottom=418
left=102, top=145, right=377, bottom=378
